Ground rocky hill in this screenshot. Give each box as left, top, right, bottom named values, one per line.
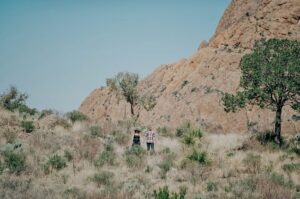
left=80, top=0, right=300, bottom=134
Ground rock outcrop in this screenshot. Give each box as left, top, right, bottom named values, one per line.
left=80, top=0, right=300, bottom=134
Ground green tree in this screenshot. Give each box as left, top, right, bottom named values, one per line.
left=0, top=86, right=28, bottom=111
left=222, top=39, right=300, bottom=145
left=106, top=72, right=139, bottom=116
left=107, top=72, right=157, bottom=118
left=66, top=110, right=88, bottom=123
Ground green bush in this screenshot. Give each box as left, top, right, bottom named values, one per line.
left=158, top=150, right=176, bottom=179
left=92, top=171, right=114, bottom=187
left=0, top=86, right=28, bottom=111
left=256, top=131, right=277, bottom=144
left=176, top=122, right=203, bottom=145
left=188, top=150, right=209, bottom=165
left=3, top=150, right=26, bottom=174
left=0, top=160, right=5, bottom=174
left=66, top=111, right=88, bottom=123
left=18, top=104, right=37, bottom=115
left=89, top=125, right=102, bottom=138
left=153, top=186, right=185, bottom=199
left=183, top=134, right=195, bottom=145
left=46, top=154, right=67, bottom=172
left=157, top=126, right=173, bottom=137
left=207, top=181, right=218, bottom=192
left=269, top=172, right=292, bottom=188
left=64, top=150, right=73, bottom=162
left=176, top=122, right=191, bottom=137
left=39, top=109, right=54, bottom=119
left=20, top=120, right=35, bottom=133
left=95, top=144, right=116, bottom=167
left=288, top=133, right=300, bottom=156
left=124, top=145, right=145, bottom=168
left=289, top=146, right=300, bottom=155
left=282, top=163, right=300, bottom=173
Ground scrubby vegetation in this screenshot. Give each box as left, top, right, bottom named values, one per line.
left=0, top=85, right=299, bottom=198
left=66, top=110, right=88, bottom=123
left=153, top=186, right=186, bottom=199
left=20, top=120, right=35, bottom=133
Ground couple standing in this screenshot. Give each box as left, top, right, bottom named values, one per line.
left=132, top=127, right=156, bottom=151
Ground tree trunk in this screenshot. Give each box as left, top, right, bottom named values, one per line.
left=274, top=105, right=283, bottom=146
left=130, top=103, right=134, bottom=116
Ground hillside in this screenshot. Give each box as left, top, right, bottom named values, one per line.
left=80, top=0, right=300, bottom=134
left=0, top=107, right=300, bottom=198
left=1, top=1, right=300, bottom=198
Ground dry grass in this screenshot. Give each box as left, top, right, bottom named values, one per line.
left=0, top=109, right=299, bottom=199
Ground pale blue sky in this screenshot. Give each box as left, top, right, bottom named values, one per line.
left=0, top=0, right=230, bottom=112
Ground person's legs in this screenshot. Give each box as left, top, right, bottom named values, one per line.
left=147, top=143, right=151, bottom=151
left=151, top=143, right=154, bottom=151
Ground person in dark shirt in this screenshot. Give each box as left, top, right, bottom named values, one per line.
left=132, top=129, right=141, bottom=146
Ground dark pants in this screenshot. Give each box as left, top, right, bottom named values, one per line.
left=147, top=143, right=154, bottom=151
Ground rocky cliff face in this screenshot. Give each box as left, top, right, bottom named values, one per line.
left=80, top=0, right=300, bottom=134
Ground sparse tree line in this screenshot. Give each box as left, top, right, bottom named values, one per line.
left=1, top=39, right=299, bottom=145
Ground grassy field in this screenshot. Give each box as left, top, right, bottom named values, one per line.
left=0, top=108, right=299, bottom=199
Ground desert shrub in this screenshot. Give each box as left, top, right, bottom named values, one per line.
left=20, top=120, right=35, bottom=133
left=95, top=144, right=116, bottom=167
left=64, top=150, right=73, bottom=161
left=3, top=150, right=26, bottom=174
left=243, top=153, right=261, bottom=174
left=92, top=171, right=114, bottom=187
left=124, top=145, right=145, bottom=168
left=269, top=172, right=293, bottom=188
left=282, top=163, right=300, bottom=173
left=288, top=145, right=300, bottom=156
left=0, top=160, right=4, bottom=174
left=158, top=160, right=171, bottom=179
left=157, top=126, right=173, bottom=137
left=158, top=151, right=176, bottom=179
left=89, top=125, right=102, bottom=138
left=3, top=130, right=17, bottom=144
left=183, top=134, right=195, bottom=145
left=0, top=86, right=28, bottom=111
left=18, top=104, right=37, bottom=115
left=188, top=150, right=209, bottom=165
left=39, top=109, right=54, bottom=119
left=113, top=130, right=130, bottom=145
left=51, top=117, right=71, bottom=129
left=45, top=154, right=67, bottom=172
left=256, top=131, right=277, bottom=145
left=207, top=181, right=218, bottom=192
left=176, top=122, right=191, bottom=137
left=176, top=122, right=203, bottom=145
left=287, top=133, right=300, bottom=156
left=64, top=187, right=87, bottom=199
left=66, top=110, right=88, bottom=123
left=153, top=186, right=185, bottom=199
